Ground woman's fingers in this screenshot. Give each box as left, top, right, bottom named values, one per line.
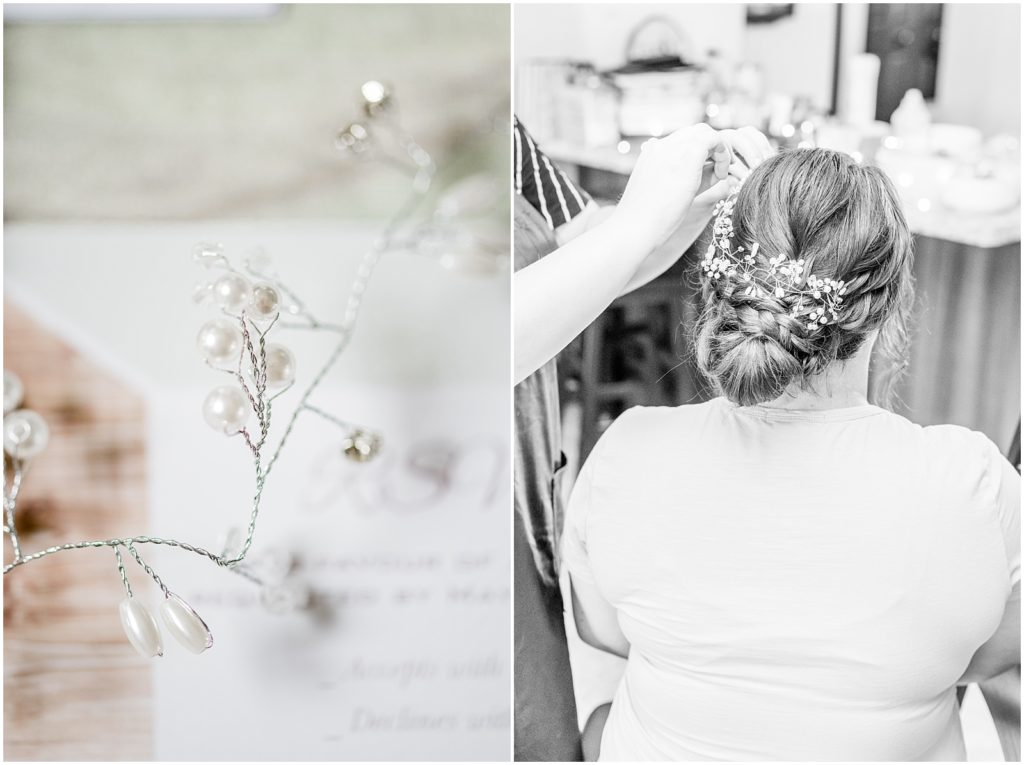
left=612, top=123, right=735, bottom=250
left=721, top=129, right=757, bottom=171
left=723, top=127, right=774, bottom=170
left=694, top=175, right=740, bottom=210
left=687, top=125, right=733, bottom=180
left=667, top=123, right=730, bottom=164
left=728, top=160, right=750, bottom=181
left=661, top=124, right=773, bottom=168
left=653, top=124, right=733, bottom=184
left=741, top=125, right=774, bottom=162
left=657, top=124, right=771, bottom=185
left=711, top=144, right=732, bottom=180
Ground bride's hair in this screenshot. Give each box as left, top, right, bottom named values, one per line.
left=694, top=148, right=914, bottom=407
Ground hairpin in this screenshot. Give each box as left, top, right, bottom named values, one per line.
left=3, top=82, right=449, bottom=660
left=701, top=189, right=848, bottom=332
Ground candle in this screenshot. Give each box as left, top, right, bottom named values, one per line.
left=841, top=53, right=881, bottom=128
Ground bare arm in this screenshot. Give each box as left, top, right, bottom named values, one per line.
left=514, top=127, right=774, bottom=384
left=960, top=581, right=1021, bottom=684
left=619, top=128, right=775, bottom=296
left=556, top=192, right=717, bottom=301
left=515, top=214, right=658, bottom=385
left=569, top=572, right=630, bottom=659
left=554, top=200, right=613, bottom=248
left=514, top=124, right=733, bottom=385
left=553, top=183, right=734, bottom=301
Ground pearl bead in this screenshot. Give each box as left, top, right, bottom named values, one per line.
left=336, top=122, right=372, bottom=154
left=3, top=409, right=49, bottom=459
left=202, top=386, right=249, bottom=434
left=193, top=242, right=226, bottom=268
left=211, top=273, right=252, bottom=313
left=4, top=370, right=24, bottom=414
left=264, top=344, right=295, bottom=388
left=160, top=593, right=213, bottom=654
left=341, top=430, right=381, bottom=462
left=248, top=282, right=281, bottom=321
left=196, top=319, right=242, bottom=365
left=360, top=80, right=393, bottom=116
left=119, top=598, right=163, bottom=658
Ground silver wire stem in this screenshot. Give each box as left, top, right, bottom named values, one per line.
left=127, top=543, right=170, bottom=597
left=114, top=546, right=132, bottom=598
left=4, top=463, right=25, bottom=562
left=3, top=125, right=436, bottom=586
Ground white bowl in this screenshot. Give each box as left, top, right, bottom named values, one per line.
left=940, top=176, right=1020, bottom=214
left=930, top=123, right=983, bottom=160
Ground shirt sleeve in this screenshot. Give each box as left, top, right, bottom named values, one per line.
left=562, top=407, right=646, bottom=588
left=561, top=441, right=599, bottom=587
left=513, top=115, right=591, bottom=231
left=976, top=431, right=1022, bottom=589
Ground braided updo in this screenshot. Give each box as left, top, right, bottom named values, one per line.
left=694, top=148, right=914, bottom=407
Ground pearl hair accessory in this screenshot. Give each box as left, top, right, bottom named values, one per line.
left=2, top=81, right=496, bottom=660
left=337, top=81, right=510, bottom=275
left=701, top=186, right=848, bottom=332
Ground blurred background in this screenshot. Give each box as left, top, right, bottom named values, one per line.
left=5, top=4, right=510, bottom=761
left=5, top=3, right=508, bottom=222
left=516, top=3, right=1019, bottom=761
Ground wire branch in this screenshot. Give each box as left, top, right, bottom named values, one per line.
left=114, top=546, right=132, bottom=598
left=4, top=462, right=25, bottom=561
left=3, top=117, right=439, bottom=606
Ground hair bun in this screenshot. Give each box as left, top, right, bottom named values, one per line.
left=693, top=148, right=915, bottom=408
left=696, top=294, right=806, bottom=406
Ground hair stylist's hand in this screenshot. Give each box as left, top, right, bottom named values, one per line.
left=609, top=123, right=733, bottom=251
left=687, top=127, right=774, bottom=213
left=718, top=126, right=774, bottom=180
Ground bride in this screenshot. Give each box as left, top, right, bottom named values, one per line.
left=564, top=148, right=1020, bottom=760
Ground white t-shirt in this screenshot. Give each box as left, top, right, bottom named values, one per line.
left=563, top=397, right=1020, bottom=761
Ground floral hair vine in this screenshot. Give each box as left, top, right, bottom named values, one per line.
left=2, top=81, right=445, bottom=661
left=701, top=187, right=848, bottom=332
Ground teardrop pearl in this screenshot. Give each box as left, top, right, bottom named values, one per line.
left=160, top=593, right=213, bottom=654
left=212, top=273, right=252, bottom=313
left=119, top=598, right=163, bottom=658
left=3, top=409, right=49, bottom=459
left=201, top=385, right=249, bottom=434
left=196, top=319, right=242, bottom=365
left=263, top=344, right=295, bottom=388
left=248, top=282, right=281, bottom=321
